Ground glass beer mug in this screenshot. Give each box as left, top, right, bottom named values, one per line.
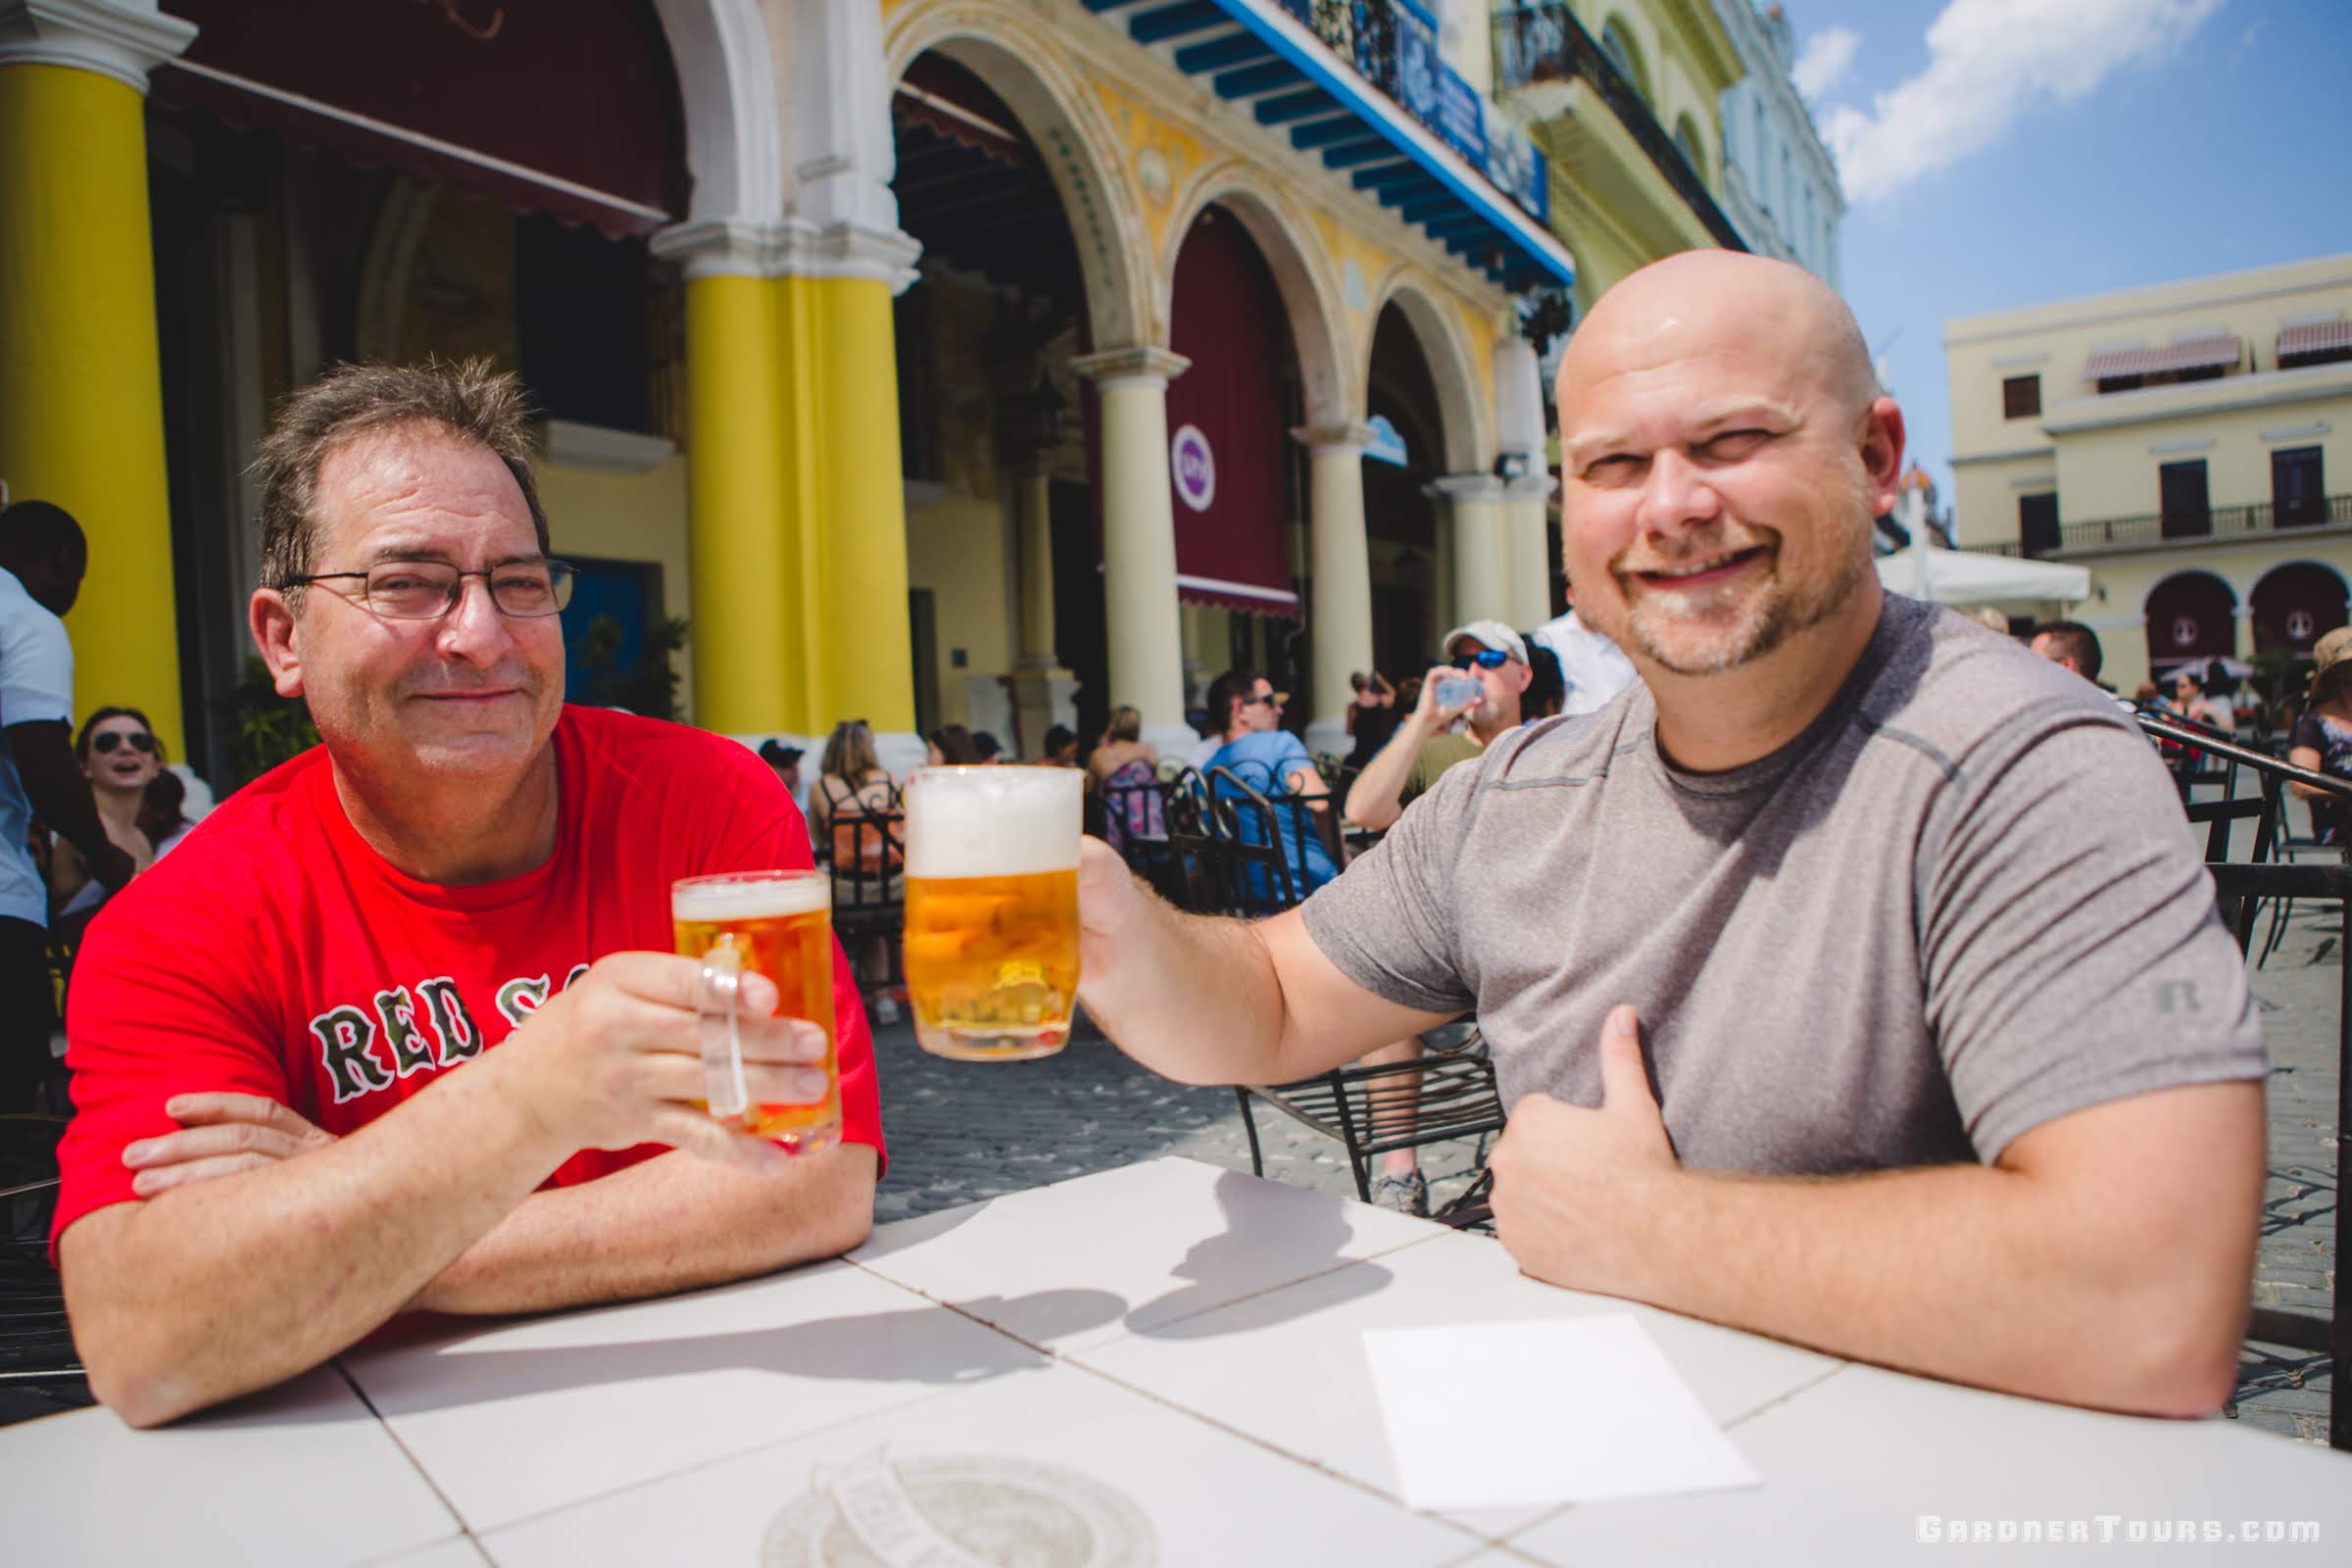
left=671, top=869, right=840, bottom=1152
left=901, top=765, right=1083, bottom=1060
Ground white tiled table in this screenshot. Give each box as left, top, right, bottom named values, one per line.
left=6, top=1155, right=2348, bottom=1565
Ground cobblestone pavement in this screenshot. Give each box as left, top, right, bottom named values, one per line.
left=874, top=914, right=2340, bottom=1449
left=2234, top=906, right=2340, bottom=1446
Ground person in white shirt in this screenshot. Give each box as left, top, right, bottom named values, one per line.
left=0, top=501, right=137, bottom=1109
left=1531, top=585, right=1640, bottom=717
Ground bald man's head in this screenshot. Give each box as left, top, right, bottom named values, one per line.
left=1551, top=250, right=1903, bottom=683
left=1558, top=252, right=1878, bottom=427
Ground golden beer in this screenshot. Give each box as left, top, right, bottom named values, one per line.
left=672, top=870, right=839, bottom=1152
left=902, top=766, right=1083, bottom=1060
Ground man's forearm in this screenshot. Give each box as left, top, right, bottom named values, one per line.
left=1595, top=1162, right=2247, bottom=1416
left=412, top=1143, right=877, bottom=1315
left=10, top=722, right=114, bottom=866
left=1344, top=718, right=1431, bottom=828
left=1080, top=894, right=1296, bottom=1086
left=62, top=1054, right=568, bottom=1426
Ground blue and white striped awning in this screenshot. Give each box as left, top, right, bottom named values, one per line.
left=1084, top=0, right=1575, bottom=293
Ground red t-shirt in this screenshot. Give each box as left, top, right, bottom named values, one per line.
left=52, top=706, right=886, bottom=1247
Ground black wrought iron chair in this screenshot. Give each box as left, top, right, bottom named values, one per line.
left=2134, top=714, right=2352, bottom=1449
left=826, top=809, right=906, bottom=997
left=1, top=1112, right=85, bottom=1419
left=1233, top=1028, right=1503, bottom=1230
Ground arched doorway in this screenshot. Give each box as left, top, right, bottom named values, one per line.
left=891, top=53, right=1099, bottom=751
left=1364, top=305, right=1447, bottom=682
left=2144, top=570, right=2238, bottom=670
left=1166, top=205, right=1304, bottom=723
left=2250, top=563, right=2348, bottom=656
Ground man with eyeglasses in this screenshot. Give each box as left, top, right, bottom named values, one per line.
left=52, top=362, right=883, bottom=1426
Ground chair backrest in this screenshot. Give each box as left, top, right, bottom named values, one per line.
left=1161, top=767, right=1212, bottom=839
left=1204, top=767, right=1306, bottom=910
left=827, top=811, right=905, bottom=908
left=1166, top=826, right=1297, bottom=918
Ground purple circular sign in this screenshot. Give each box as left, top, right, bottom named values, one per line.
left=1170, top=423, right=1216, bottom=514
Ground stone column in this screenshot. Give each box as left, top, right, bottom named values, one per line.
left=1005, top=462, right=1076, bottom=756
left=1294, top=423, right=1375, bottom=758
left=1072, top=346, right=1193, bottom=754
left=1503, top=474, right=1557, bottom=628
left=0, top=0, right=196, bottom=750
left=1430, top=474, right=1509, bottom=629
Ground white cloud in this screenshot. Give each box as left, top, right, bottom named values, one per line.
left=1821, top=0, right=2223, bottom=205
left=1791, top=25, right=1862, bottom=101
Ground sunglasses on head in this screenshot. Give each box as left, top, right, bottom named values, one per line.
left=92, top=731, right=157, bottom=756
left=1446, top=648, right=1512, bottom=670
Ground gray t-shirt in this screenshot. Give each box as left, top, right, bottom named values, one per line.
left=1302, top=595, right=2265, bottom=1174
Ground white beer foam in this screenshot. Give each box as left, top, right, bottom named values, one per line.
left=906, top=766, right=1081, bottom=878
left=671, top=874, right=830, bottom=921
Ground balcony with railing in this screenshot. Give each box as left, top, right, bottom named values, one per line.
left=1960, top=493, right=2352, bottom=558
left=1489, top=2, right=1744, bottom=251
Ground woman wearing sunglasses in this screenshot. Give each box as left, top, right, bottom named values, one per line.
left=49, top=707, right=194, bottom=927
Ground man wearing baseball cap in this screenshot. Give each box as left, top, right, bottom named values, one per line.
left=1343, top=619, right=1533, bottom=834
left=1339, top=618, right=1533, bottom=1215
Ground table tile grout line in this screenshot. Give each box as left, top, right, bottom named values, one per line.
left=1722, top=1359, right=1852, bottom=1431
left=857, top=1253, right=1510, bottom=1550
left=453, top=1378, right=989, bottom=1544
left=330, top=1359, right=478, bottom=1555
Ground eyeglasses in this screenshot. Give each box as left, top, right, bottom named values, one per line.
left=91, top=731, right=157, bottom=756
left=287, top=560, right=575, bottom=620
left=1244, top=691, right=1289, bottom=708
left=1446, top=648, right=1513, bottom=670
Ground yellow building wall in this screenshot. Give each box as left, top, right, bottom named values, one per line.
left=2053, top=396, right=2352, bottom=523
left=532, top=455, right=697, bottom=717
left=1945, top=254, right=2352, bottom=460
left=1949, top=454, right=2059, bottom=552
left=906, top=491, right=1014, bottom=728
left=2077, top=538, right=2352, bottom=699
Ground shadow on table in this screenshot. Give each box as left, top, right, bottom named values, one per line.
left=351, top=1288, right=1127, bottom=1417
left=1123, top=1168, right=1396, bottom=1341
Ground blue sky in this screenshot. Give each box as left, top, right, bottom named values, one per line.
left=1781, top=0, right=2352, bottom=506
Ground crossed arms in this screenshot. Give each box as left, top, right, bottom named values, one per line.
left=1074, top=840, right=2261, bottom=1418
left=60, top=954, right=875, bottom=1428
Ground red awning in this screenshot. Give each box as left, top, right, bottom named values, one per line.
left=1165, top=210, right=1299, bottom=620
left=2081, top=334, right=2240, bottom=382
left=153, top=0, right=684, bottom=239
left=2279, top=318, right=2352, bottom=360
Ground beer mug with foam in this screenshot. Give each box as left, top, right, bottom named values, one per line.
left=902, top=765, right=1083, bottom=1060
left=671, top=869, right=840, bottom=1152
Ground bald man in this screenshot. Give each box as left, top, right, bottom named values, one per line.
left=1074, top=254, right=2266, bottom=1418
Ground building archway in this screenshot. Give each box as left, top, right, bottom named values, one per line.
left=1364, top=270, right=1491, bottom=473
left=1160, top=172, right=1348, bottom=430
left=1365, top=305, right=1449, bottom=680
left=2143, top=570, right=2239, bottom=669
left=885, top=8, right=1151, bottom=352
left=2250, top=561, right=2350, bottom=656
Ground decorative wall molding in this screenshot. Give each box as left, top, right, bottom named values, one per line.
left=1070, top=345, right=1190, bottom=389
left=651, top=215, right=922, bottom=290
left=0, top=0, right=194, bottom=93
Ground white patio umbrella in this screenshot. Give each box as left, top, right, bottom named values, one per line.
left=1877, top=541, right=2090, bottom=607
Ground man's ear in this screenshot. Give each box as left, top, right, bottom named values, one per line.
left=1857, top=395, right=1907, bottom=519
left=249, top=588, right=306, bottom=699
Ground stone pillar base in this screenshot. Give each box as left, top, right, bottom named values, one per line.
left=1303, top=716, right=1349, bottom=760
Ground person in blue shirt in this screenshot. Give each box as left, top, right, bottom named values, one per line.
left=1201, top=667, right=1338, bottom=901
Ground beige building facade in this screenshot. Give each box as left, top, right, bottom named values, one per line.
left=1945, top=254, right=2352, bottom=698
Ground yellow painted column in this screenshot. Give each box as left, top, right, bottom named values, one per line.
left=802, top=274, right=914, bottom=734
left=1503, top=476, right=1556, bottom=628
left=1297, top=423, right=1375, bottom=756
left=1433, top=474, right=1509, bottom=627
left=1073, top=347, right=1191, bottom=749
left=0, top=58, right=186, bottom=752
left=678, top=273, right=799, bottom=732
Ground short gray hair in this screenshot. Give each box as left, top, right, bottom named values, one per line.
left=254, top=359, right=548, bottom=596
